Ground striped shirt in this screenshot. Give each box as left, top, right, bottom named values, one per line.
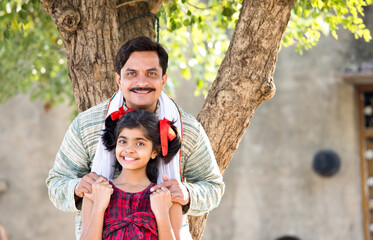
left=46, top=99, right=225, bottom=239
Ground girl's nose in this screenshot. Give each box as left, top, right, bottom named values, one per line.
left=125, top=147, right=134, bottom=154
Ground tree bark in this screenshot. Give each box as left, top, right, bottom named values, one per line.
left=116, top=0, right=162, bottom=46
left=189, top=0, right=294, bottom=239
left=41, top=0, right=120, bottom=112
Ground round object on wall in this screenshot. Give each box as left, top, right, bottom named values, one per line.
left=312, top=149, right=341, bottom=177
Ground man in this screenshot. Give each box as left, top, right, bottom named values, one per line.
left=46, top=36, right=224, bottom=239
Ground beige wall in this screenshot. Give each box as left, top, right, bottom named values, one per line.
left=0, top=94, right=75, bottom=239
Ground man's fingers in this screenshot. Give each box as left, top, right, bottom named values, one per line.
left=84, top=173, right=101, bottom=184
left=162, top=174, right=169, bottom=182
left=95, top=176, right=108, bottom=183
left=150, top=180, right=174, bottom=192
left=91, top=172, right=100, bottom=180
left=170, top=191, right=182, bottom=199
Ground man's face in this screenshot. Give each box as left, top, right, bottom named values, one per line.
left=116, top=51, right=167, bottom=112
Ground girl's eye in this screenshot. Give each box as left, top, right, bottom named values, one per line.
left=118, top=140, right=126, bottom=144
left=136, top=142, right=145, bottom=146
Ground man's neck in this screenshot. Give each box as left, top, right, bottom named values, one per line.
left=122, top=98, right=160, bottom=115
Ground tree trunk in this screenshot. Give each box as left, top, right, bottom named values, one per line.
left=189, top=0, right=294, bottom=239
left=42, top=0, right=294, bottom=239
left=41, top=0, right=119, bottom=112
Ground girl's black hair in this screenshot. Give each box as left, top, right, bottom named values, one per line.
left=102, top=110, right=181, bottom=183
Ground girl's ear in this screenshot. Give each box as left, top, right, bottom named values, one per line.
left=151, top=149, right=158, bottom=159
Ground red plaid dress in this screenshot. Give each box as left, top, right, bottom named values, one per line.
left=103, top=182, right=158, bottom=240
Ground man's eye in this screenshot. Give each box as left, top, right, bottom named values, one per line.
left=127, top=72, right=135, bottom=76
left=148, top=72, right=157, bottom=76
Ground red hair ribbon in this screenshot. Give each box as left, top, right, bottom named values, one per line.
left=159, top=118, right=177, bottom=156
left=110, top=107, right=134, bottom=121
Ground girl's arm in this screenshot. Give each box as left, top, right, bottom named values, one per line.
left=80, top=177, right=113, bottom=240
left=150, top=187, right=182, bottom=240
left=169, top=203, right=182, bottom=240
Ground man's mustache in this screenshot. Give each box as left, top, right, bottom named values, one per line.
left=129, top=87, right=156, bottom=92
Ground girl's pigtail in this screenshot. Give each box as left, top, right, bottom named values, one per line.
left=146, top=159, right=159, bottom=183
left=102, top=117, right=118, bottom=151
left=146, top=123, right=181, bottom=183
left=162, top=124, right=182, bottom=164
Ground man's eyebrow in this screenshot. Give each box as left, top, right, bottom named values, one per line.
left=147, top=67, right=159, bottom=72
left=124, top=68, right=136, bottom=72
left=124, top=67, right=160, bottom=72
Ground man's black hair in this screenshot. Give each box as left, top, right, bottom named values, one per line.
left=114, top=36, right=168, bottom=76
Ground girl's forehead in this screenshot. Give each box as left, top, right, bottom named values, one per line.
left=119, top=126, right=150, bottom=139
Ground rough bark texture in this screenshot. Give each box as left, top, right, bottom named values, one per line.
left=189, top=0, right=294, bottom=238
left=41, top=0, right=119, bottom=112
left=116, top=0, right=160, bottom=46
left=41, top=0, right=294, bottom=239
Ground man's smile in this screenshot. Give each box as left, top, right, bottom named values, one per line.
left=130, top=87, right=156, bottom=94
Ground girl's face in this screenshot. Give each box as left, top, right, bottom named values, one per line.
left=115, top=127, right=158, bottom=171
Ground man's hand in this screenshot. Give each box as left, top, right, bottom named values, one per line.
left=150, top=174, right=190, bottom=206
left=74, top=172, right=101, bottom=198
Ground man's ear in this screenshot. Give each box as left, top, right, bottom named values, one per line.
left=115, top=73, right=122, bottom=90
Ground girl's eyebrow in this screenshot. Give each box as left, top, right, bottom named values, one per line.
left=135, top=137, right=149, bottom=141
left=118, top=135, right=149, bottom=141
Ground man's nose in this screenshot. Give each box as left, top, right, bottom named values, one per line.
left=136, top=74, right=149, bottom=86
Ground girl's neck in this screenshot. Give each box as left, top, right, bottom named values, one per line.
left=113, top=169, right=151, bottom=193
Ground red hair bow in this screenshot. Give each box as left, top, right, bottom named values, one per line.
left=110, top=107, right=134, bottom=121
left=159, top=118, right=177, bottom=156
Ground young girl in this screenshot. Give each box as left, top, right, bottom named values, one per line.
left=80, top=110, right=182, bottom=240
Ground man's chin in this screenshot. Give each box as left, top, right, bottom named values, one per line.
left=128, top=103, right=157, bottom=112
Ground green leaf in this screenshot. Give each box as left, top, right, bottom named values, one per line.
left=183, top=19, right=190, bottom=26
left=21, top=4, right=28, bottom=11
left=19, top=11, right=28, bottom=21
left=3, top=29, right=10, bottom=39
left=222, top=6, right=234, bottom=17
